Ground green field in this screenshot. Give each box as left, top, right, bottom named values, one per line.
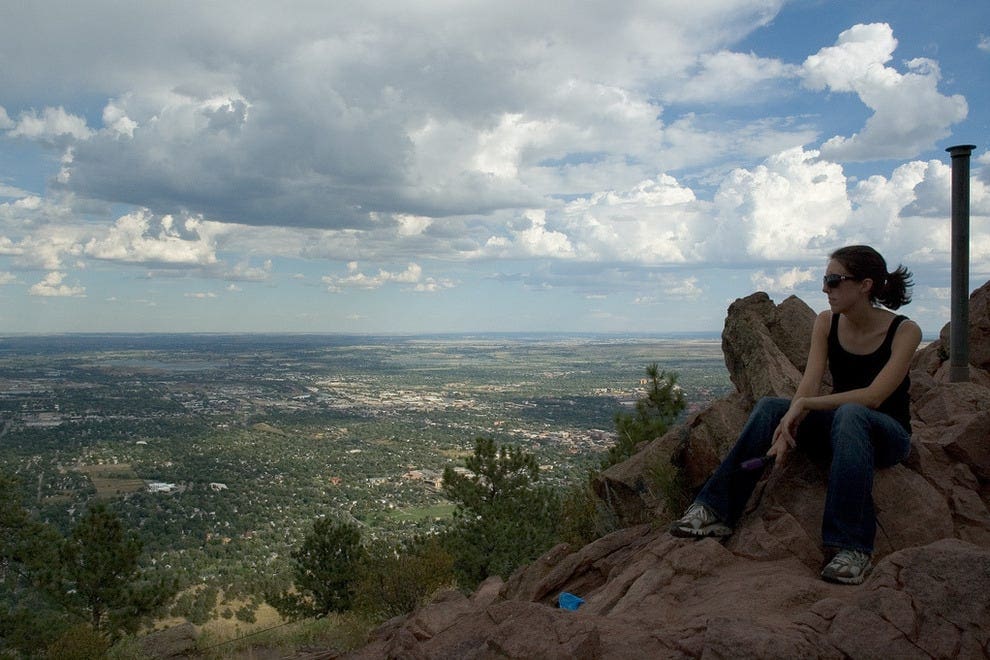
left=385, top=503, right=458, bottom=523
left=74, top=463, right=146, bottom=499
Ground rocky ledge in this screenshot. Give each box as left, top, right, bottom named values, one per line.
left=346, top=283, right=990, bottom=660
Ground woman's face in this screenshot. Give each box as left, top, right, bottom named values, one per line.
left=822, top=258, right=868, bottom=311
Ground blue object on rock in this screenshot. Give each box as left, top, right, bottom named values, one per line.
left=558, top=592, right=585, bottom=611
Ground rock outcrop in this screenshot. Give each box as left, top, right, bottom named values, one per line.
left=346, top=284, right=990, bottom=660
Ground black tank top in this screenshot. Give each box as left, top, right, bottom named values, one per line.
left=828, top=313, right=912, bottom=433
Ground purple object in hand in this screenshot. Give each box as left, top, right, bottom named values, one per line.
left=741, top=456, right=774, bottom=471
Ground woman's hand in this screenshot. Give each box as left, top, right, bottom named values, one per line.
left=767, top=423, right=794, bottom=468
left=768, top=399, right=805, bottom=469
left=780, top=398, right=806, bottom=438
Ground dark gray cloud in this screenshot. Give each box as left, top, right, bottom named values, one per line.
left=1, top=1, right=796, bottom=229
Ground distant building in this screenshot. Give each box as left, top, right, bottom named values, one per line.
left=24, top=412, right=63, bottom=428
left=147, top=481, right=177, bottom=493
left=403, top=468, right=443, bottom=488
left=209, top=482, right=228, bottom=492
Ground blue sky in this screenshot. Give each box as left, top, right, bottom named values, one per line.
left=1, top=0, right=988, bottom=336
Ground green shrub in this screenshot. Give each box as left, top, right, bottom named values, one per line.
left=441, top=438, right=562, bottom=587
left=643, top=453, right=688, bottom=525
left=235, top=603, right=258, bottom=623
left=353, top=536, right=456, bottom=619
left=267, top=518, right=366, bottom=620
left=557, top=476, right=620, bottom=547
left=44, top=624, right=110, bottom=660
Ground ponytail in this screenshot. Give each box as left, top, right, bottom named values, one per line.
left=876, top=264, right=913, bottom=310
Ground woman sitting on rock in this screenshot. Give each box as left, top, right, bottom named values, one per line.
left=669, top=245, right=921, bottom=585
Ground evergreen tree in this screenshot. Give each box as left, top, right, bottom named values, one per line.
left=1, top=482, right=173, bottom=653
left=441, top=437, right=561, bottom=586
left=0, top=474, right=60, bottom=584
left=57, top=503, right=173, bottom=640
left=604, top=363, right=685, bottom=468
left=554, top=364, right=686, bottom=547
left=0, top=475, right=67, bottom=654
left=268, top=517, right=365, bottom=619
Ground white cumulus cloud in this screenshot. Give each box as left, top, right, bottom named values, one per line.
left=83, top=210, right=218, bottom=265
left=0, top=3, right=983, bottom=335
left=751, top=267, right=816, bottom=292
left=802, top=23, right=967, bottom=161
left=713, top=147, right=850, bottom=261
left=7, top=106, right=93, bottom=142
left=667, top=50, right=798, bottom=104
left=322, top=262, right=440, bottom=292
left=223, top=259, right=273, bottom=282
left=29, top=271, right=85, bottom=297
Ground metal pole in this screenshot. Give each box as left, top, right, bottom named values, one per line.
left=947, top=144, right=976, bottom=383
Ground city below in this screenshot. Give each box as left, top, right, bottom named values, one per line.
left=0, top=332, right=732, bottom=623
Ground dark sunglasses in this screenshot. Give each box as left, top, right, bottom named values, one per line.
left=823, top=274, right=859, bottom=288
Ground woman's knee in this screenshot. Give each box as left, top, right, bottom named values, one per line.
left=753, top=397, right=790, bottom=417
left=833, top=403, right=871, bottom=426
left=743, top=397, right=790, bottom=430
left=829, top=404, right=873, bottom=453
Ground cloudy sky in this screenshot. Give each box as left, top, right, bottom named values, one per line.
left=1, top=0, right=988, bottom=336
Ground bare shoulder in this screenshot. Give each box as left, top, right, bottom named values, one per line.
left=805, top=311, right=832, bottom=356
left=895, top=316, right=921, bottom=333
left=893, top=317, right=922, bottom=347
left=812, top=310, right=832, bottom=336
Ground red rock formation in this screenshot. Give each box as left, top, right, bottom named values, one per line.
left=347, top=283, right=990, bottom=659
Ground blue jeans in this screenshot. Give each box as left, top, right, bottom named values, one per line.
left=694, top=397, right=911, bottom=553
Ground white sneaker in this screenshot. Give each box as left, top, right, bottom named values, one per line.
left=821, top=549, right=871, bottom=585
left=669, top=502, right=732, bottom=538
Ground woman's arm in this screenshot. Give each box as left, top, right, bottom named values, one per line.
left=768, top=311, right=831, bottom=463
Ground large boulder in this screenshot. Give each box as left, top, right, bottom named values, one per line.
left=913, top=279, right=990, bottom=389
left=351, top=534, right=990, bottom=659
left=721, top=292, right=816, bottom=402
left=346, top=286, right=990, bottom=660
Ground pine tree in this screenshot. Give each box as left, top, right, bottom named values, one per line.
left=268, top=517, right=365, bottom=619
left=604, top=362, right=685, bottom=468
left=57, top=503, right=173, bottom=640
left=2, top=485, right=173, bottom=653
left=0, top=474, right=60, bottom=581
left=441, top=437, right=561, bottom=586
left=0, top=475, right=66, bottom=654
